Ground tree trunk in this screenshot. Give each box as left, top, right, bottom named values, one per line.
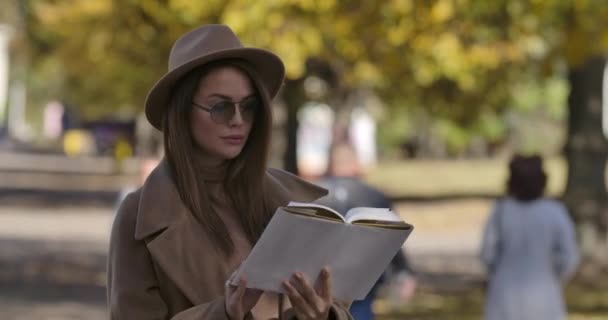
left=281, top=79, right=305, bottom=175
left=280, top=59, right=344, bottom=175
left=564, top=56, right=608, bottom=278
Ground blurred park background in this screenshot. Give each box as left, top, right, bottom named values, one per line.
left=0, top=0, right=607, bottom=319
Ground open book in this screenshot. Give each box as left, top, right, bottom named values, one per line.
left=285, top=201, right=407, bottom=228
left=233, top=202, right=414, bottom=301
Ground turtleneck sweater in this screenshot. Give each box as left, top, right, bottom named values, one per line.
left=197, top=161, right=287, bottom=319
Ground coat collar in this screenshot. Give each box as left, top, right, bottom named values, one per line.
left=132, top=158, right=328, bottom=304
left=134, top=159, right=183, bottom=240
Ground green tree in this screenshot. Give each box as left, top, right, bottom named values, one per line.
left=23, top=0, right=608, bottom=272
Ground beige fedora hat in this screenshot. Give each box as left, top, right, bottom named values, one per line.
left=145, top=24, right=285, bottom=130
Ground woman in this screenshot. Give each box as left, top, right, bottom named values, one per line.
left=107, top=24, right=352, bottom=320
left=481, top=155, right=579, bottom=320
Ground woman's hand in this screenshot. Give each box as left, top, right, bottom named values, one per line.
left=282, top=267, right=333, bottom=320
left=225, top=276, right=263, bottom=320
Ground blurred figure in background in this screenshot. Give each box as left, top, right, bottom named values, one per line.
left=481, top=155, right=579, bottom=320
left=315, top=142, right=417, bottom=320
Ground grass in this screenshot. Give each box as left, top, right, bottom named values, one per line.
left=364, top=158, right=567, bottom=198
left=374, top=284, right=608, bottom=320
left=394, top=198, right=490, bottom=231
left=375, top=288, right=483, bottom=320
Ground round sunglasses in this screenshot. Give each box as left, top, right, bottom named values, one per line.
left=192, top=96, right=260, bottom=125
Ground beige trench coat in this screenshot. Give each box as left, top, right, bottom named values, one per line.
left=107, top=160, right=352, bottom=320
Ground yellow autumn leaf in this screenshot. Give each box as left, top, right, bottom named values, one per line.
left=430, top=0, right=454, bottom=23
left=412, top=60, right=438, bottom=85
left=432, top=33, right=463, bottom=71
left=469, top=45, right=501, bottom=69
left=267, top=11, right=284, bottom=29
left=458, top=74, right=476, bottom=91
left=387, top=19, right=414, bottom=46
left=317, top=0, right=336, bottom=12
left=222, top=10, right=247, bottom=33
left=602, top=31, right=608, bottom=51
left=390, top=0, right=414, bottom=15
left=354, top=61, right=382, bottom=85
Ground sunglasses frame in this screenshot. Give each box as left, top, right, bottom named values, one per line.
left=192, top=96, right=260, bottom=124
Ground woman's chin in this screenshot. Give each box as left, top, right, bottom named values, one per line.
left=219, top=147, right=244, bottom=160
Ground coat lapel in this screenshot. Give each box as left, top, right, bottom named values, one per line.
left=134, top=160, right=224, bottom=305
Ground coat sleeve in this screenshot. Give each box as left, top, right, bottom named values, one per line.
left=480, top=202, right=500, bottom=271
left=327, top=301, right=353, bottom=320
left=553, top=204, right=580, bottom=281
left=107, top=192, right=230, bottom=320
left=281, top=301, right=353, bottom=320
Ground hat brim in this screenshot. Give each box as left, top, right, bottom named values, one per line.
left=145, top=47, right=285, bottom=130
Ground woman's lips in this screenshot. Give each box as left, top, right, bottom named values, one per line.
left=222, top=135, right=245, bottom=145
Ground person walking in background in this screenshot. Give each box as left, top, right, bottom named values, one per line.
left=314, top=142, right=417, bottom=320
left=481, top=155, right=579, bottom=320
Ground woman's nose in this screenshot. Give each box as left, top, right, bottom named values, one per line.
left=228, top=104, right=244, bottom=126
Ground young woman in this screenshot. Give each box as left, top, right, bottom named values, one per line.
left=481, top=155, right=579, bottom=320
left=107, top=24, right=352, bottom=320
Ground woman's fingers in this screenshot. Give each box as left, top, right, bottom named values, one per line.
left=234, top=277, right=247, bottom=299
left=225, top=268, right=242, bottom=293
left=225, top=277, right=246, bottom=320
left=226, top=277, right=246, bottom=305
left=294, top=272, right=329, bottom=315
left=225, top=276, right=263, bottom=320
left=315, top=267, right=332, bottom=302
left=283, top=271, right=334, bottom=319
left=292, top=273, right=320, bottom=305
left=226, top=263, right=242, bottom=291
left=283, top=278, right=317, bottom=318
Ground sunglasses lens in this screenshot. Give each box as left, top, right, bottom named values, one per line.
left=240, top=97, right=260, bottom=120
left=210, top=101, right=235, bottom=124
left=208, top=97, right=260, bottom=124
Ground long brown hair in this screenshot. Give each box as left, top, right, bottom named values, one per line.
left=163, top=60, right=273, bottom=256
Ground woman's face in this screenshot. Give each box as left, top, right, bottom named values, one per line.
left=190, top=66, right=258, bottom=165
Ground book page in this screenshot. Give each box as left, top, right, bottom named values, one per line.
left=287, top=201, right=346, bottom=222
left=344, top=207, right=403, bottom=224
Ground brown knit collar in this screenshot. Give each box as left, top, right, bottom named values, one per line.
left=196, top=162, right=228, bottom=183
left=192, top=152, right=229, bottom=183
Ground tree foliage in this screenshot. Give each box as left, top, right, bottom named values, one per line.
left=22, top=0, right=606, bottom=124
left=20, top=1, right=605, bottom=118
